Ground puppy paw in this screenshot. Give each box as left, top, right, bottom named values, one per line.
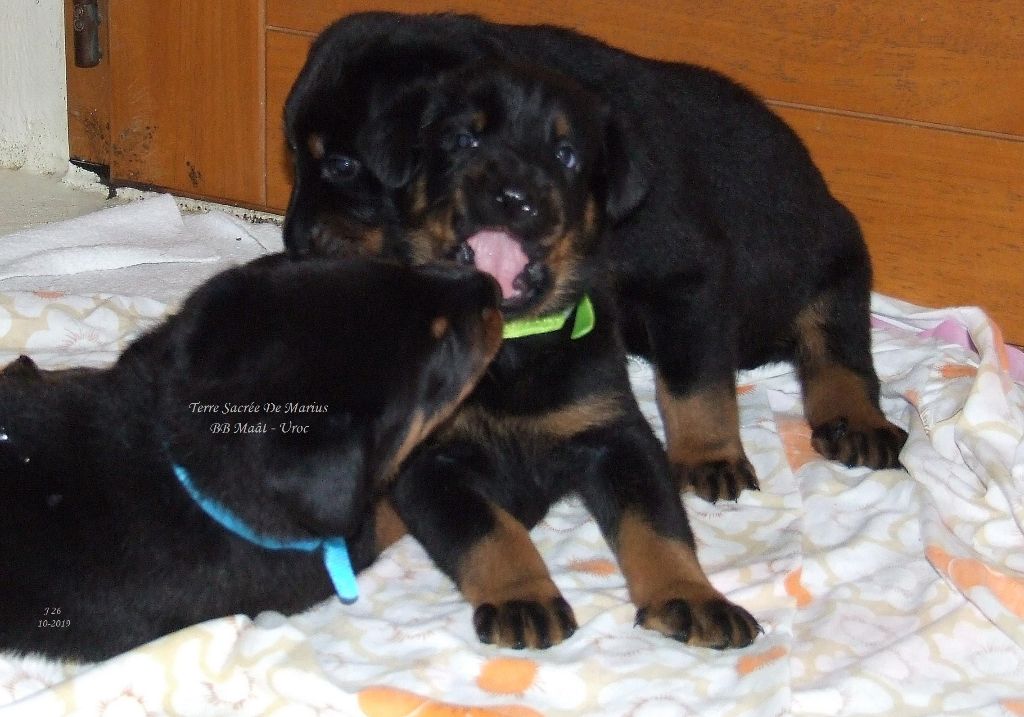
left=635, top=596, right=760, bottom=649
left=473, top=596, right=578, bottom=649
left=673, top=458, right=759, bottom=502
left=811, top=417, right=907, bottom=469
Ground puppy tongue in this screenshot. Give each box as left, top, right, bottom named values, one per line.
left=465, top=230, right=529, bottom=300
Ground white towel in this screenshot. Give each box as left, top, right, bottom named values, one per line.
left=0, top=195, right=281, bottom=302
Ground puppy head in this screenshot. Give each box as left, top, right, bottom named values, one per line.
left=162, top=256, right=502, bottom=540
left=395, top=61, right=647, bottom=318
left=283, top=29, right=482, bottom=260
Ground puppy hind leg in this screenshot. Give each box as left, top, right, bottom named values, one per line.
left=636, top=292, right=758, bottom=501
left=793, top=290, right=907, bottom=469
left=656, top=377, right=758, bottom=501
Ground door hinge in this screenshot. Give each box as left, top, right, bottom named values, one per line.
left=72, top=0, right=102, bottom=68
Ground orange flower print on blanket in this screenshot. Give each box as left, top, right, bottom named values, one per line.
left=358, top=686, right=541, bottom=717
left=776, top=415, right=817, bottom=472
left=566, top=558, right=618, bottom=576
left=1002, top=699, right=1024, bottom=716
left=938, top=363, right=977, bottom=380
left=737, top=645, right=788, bottom=676
left=785, top=567, right=813, bottom=608
left=927, top=545, right=1024, bottom=618
left=476, top=658, right=539, bottom=695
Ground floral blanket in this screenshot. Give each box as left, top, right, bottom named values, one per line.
left=0, top=198, right=1021, bottom=716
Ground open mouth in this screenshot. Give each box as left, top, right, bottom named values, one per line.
left=455, top=229, right=543, bottom=310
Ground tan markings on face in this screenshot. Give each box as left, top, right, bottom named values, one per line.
left=430, top=316, right=450, bottom=339
left=614, top=511, right=722, bottom=611
left=311, top=219, right=384, bottom=257
left=553, top=112, right=570, bottom=141
left=442, top=392, right=625, bottom=445
left=407, top=186, right=464, bottom=264
left=471, top=111, right=488, bottom=134
left=457, top=504, right=561, bottom=608
left=655, top=377, right=746, bottom=468
left=384, top=409, right=426, bottom=481
left=382, top=307, right=502, bottom=480
left=361, top=227, right=385, bottom=255
left=409, top=175, right=429, bottom=217
left=582, top=195, right=598, bottom=237
left=307, top=133, right=325, bottom=160
left=526, top=186, right=604, bottom=318
left=373, top=498, right=408, bottom=552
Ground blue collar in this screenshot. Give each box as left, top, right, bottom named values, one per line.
left=172, top=463, right=358, bottom=604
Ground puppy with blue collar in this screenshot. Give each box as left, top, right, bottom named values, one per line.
left=0, top=254, right=501, bottom=661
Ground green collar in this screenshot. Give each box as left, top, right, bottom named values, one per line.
left=502, top=294, right=595, bottom=340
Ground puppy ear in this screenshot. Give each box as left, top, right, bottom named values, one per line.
left=356, top=87, right=433, bottom=189
left=602, top=109, right=650, bottom=222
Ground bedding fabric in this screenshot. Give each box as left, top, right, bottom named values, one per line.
left=1, top=197, right=1022, bottom=716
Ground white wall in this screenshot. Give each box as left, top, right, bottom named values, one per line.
left=0, top=0, right=69, bottom=173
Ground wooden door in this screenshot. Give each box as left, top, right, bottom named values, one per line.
left=66, top=0, right=265, bottom=207
left=67, top=1, right=1024, bottom=342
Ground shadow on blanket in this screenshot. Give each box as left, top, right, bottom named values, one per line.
left=0, top=254, right=501, bottom=662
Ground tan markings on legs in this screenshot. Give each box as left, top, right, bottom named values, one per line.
left=616, top=511, right=761, bottom=648
left=457, top=504, right=574, bottom=648
left=655, top=377, right=745, bottom=467
left=373, top=498, right=407, bottom=552
left=793, top=299, right=889, bottom=429
left=615, top=511, right=721, bottom=610
left=803, top=365, right=888, bottom=429
left=457, top=505, right=561, bottom=608
left=793, top=299, right=906, bottom=468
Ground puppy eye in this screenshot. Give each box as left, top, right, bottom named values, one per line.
left=453, top=131, right=480, bottom=150
left=555, top=143, right=578, bottom=170
left=321, top=154, right=361, bottom=182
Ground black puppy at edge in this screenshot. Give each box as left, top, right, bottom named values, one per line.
left=367, top=60, right=760, bottom=650
left=282, top=12, right=909, bottom=503
left=0, top=255, right=502, bottom=661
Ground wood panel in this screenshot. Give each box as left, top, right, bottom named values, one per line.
left=106, top=1, right=265, bottom=205
left=780, top=108, right=1024, bottom=341
left=267, top=0, right=1024, bottom=135
left=266, top=31, right=308, bottom=211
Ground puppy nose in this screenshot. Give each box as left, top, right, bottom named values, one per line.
left=495, top=185, right=539, bottom=218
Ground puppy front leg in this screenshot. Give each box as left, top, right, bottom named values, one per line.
left=576, top=421, right=761, bottom=649
left=390, top=448, right=576, bottom=649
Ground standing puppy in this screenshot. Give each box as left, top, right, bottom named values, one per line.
left=283, top=12, right=908, bottom=502
left=383, top=61, right=760, bottom=650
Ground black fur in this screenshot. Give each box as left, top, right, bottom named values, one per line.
left=283, top=12, right=908, bottom=502
left=0, top=255, right=501, bottom=661
left=375, top=62, right=760, bottom=650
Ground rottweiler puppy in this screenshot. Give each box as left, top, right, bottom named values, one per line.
left=283, top=12, right=908, bottom=502
left=0, top=255, right=501, bottom=661
left=378, top=60, right=760, bottom=650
